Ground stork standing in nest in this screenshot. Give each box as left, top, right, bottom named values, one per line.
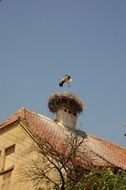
left=59, top=74, right=72, bottom=87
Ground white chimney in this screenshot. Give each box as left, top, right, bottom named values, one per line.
left=48, top=92, right=83, bottom=129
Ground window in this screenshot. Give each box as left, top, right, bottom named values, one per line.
left=3, top=145, right=15, bottom=171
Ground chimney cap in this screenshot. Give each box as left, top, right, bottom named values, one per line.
left=48, top=92, right=84, bottom=113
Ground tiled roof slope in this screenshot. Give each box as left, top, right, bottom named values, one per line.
left=0, top=108, right=126, bottom=169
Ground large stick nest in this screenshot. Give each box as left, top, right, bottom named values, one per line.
left=48, top=92, right=84, bottom=113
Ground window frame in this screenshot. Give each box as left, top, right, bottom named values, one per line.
left=0, top=144, right=15, bottom=174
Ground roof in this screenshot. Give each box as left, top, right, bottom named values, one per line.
left=0, top=107, right=126, bottom=170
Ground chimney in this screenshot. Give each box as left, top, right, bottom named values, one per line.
left=48, top=92, right=83, bottom=129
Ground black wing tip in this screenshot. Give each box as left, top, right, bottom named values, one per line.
left=59, top=81, right=64, bottom=87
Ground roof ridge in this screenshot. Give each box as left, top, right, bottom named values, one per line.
left=0, top=107, right=55, bottom=130
left=22, top=108, right=54, bottom=123
left=89, top=135, right=126, bottom=151
left=0, top=107, right=33, bottom=129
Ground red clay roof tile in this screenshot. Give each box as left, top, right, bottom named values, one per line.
left=0, top=108, right=126, bottom=169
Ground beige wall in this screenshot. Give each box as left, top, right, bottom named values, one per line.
left=0, top=121, right=64, bottom=190
left=0, top=122, right=38, bottom=190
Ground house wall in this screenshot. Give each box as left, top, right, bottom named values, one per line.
left=0, top=123, right=53, bottom=190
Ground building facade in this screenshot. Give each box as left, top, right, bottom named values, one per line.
left=0, top=92, right=126, bottom=190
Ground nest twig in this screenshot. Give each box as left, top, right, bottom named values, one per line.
left=48, top=92, right=84, bottom=113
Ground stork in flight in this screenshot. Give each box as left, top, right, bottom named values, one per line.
left=59, top=74, right=72, bottom=87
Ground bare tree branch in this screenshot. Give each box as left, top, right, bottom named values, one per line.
left=19, top=129, right=91, bottom=190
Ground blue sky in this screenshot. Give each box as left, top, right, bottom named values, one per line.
left=0, top=0, right=126, bottom=147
